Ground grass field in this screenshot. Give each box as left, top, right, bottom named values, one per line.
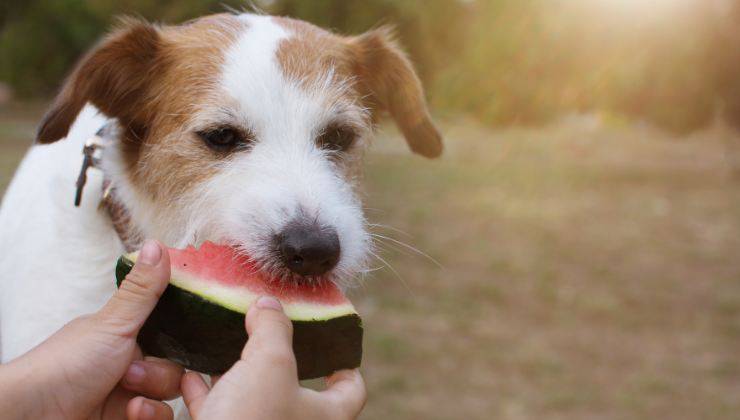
left=1, top=104, right=739, bottom=419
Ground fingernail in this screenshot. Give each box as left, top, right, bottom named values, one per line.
left=124, top=362, right=146, bottom=385
left=139, top=400, right=156, bottom=419
left=256, top=296, right=282, bottom=311
left=139, top=240, right=161, bottom=265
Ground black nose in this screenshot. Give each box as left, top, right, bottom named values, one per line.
left=277, top=222, right=340, bottom=277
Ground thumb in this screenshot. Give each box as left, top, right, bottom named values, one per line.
left=239, top=296, right=297, bottom=380
left=321, top=369, right=367, bottom=417
left=243, top=296, right=294, bottom=359
left=97, top=239, right=171, bottom=336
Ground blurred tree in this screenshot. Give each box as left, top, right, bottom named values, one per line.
left=1, top=0, right=739, bottom=134
left=0, top=0, right=245, bottom=95
left=0, top=0, right=102, bottom=95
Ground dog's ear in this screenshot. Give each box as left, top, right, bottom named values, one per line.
left=36, top=18, right=161, bottom=144
left=350, top=26, right=443, bottom=158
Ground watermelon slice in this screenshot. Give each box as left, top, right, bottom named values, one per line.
left=115, top=241, right=362, bottom=380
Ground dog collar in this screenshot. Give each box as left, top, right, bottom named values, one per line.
left=75, top=125, right=141, bottom=252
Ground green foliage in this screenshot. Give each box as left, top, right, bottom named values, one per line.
left=0, top=0, right=244, bottom=95
left=1, top=0, right=100, bottom=95
left=1, top=0, right=738, bottom=133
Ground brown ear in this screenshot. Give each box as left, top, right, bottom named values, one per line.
left=351, top=27, right=442, bottom=158
left=37, top=18, right=161, bottom=144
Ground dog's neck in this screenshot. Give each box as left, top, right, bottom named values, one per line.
left=101, top=181, right=141, bottom=252
left=77, top=123, right=141, bottom=252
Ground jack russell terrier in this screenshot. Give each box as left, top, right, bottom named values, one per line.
left=0, top=12, right=441, bottom=374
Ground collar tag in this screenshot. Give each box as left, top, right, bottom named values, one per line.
left=74, top=134, right=105, bottom=207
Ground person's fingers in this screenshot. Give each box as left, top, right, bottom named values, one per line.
left=241, top=296, right=297, bottom=377
left=126, top=396, right=174, bottom=420
left=243, top=296, right=294, bottom=356
left=181, top=371, right=210, bottom=418
left=319, top=369, right=367, bottom=418
left=132, top=346, right=144, bottom=361
left=121, top=357, right=185, bottom=400
left=97, top=239, right=171, bottom=336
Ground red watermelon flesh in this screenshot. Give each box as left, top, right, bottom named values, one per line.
left=124, top=241, right=357, bottom=321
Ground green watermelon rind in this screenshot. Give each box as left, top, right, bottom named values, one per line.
left=116, top=256, right=363, bottom=380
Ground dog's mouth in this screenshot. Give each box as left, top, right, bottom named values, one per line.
left=217, top=241, right=341, bottom=287
left=238, top=219, right=343, bottom=286
left=199, top=215, right=361, bottom=288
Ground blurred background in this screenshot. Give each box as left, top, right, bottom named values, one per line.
left=1, top=1, right=739, bottom=419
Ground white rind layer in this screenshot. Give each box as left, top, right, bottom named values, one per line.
left=124, top=253, right=357, bottom=321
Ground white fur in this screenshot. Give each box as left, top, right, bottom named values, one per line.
left=203, top=15, right=370, bottom=283
left=0, top=105, right=121, bottom=361
left=0, top=14, right=371, bottom=364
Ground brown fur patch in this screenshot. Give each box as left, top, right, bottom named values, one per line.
left=274, top=17, right=372, bottom=183
left=274, top=18, right=442, bottom=158
left=37, top=17, right=161, bottom=144
left=37, top=14, right=246, bottom=204
left=128, top=14, right=245, bottom=201
left=274, top=17, right=355, bottom=86
left=37, top=13, right=253, bottom=214
left=349, top=27, right=443, bottom=158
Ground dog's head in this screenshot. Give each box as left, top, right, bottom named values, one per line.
left=37, top=13, right=442, bottom=285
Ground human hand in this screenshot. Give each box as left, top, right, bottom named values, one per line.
left=0, top=239, right=183, bottom=420
left=181, top=296, right=367, bottom=420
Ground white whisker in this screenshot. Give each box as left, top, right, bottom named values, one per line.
left=369, top=250, right=414, bottom=296
left=369, top=232, right=443, bottom=269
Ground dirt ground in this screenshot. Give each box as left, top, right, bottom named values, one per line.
left=1, top=103, right=738, bottom=419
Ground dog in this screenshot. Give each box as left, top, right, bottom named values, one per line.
left=0, top=10, right=441, bottom=381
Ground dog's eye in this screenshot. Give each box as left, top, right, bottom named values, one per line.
left=197, top=127, right=249, bottom=152
left=317, top=125, right=356, bottom=153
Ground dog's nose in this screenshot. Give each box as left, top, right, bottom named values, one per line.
left=277, top=222, right=340, bottom=277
